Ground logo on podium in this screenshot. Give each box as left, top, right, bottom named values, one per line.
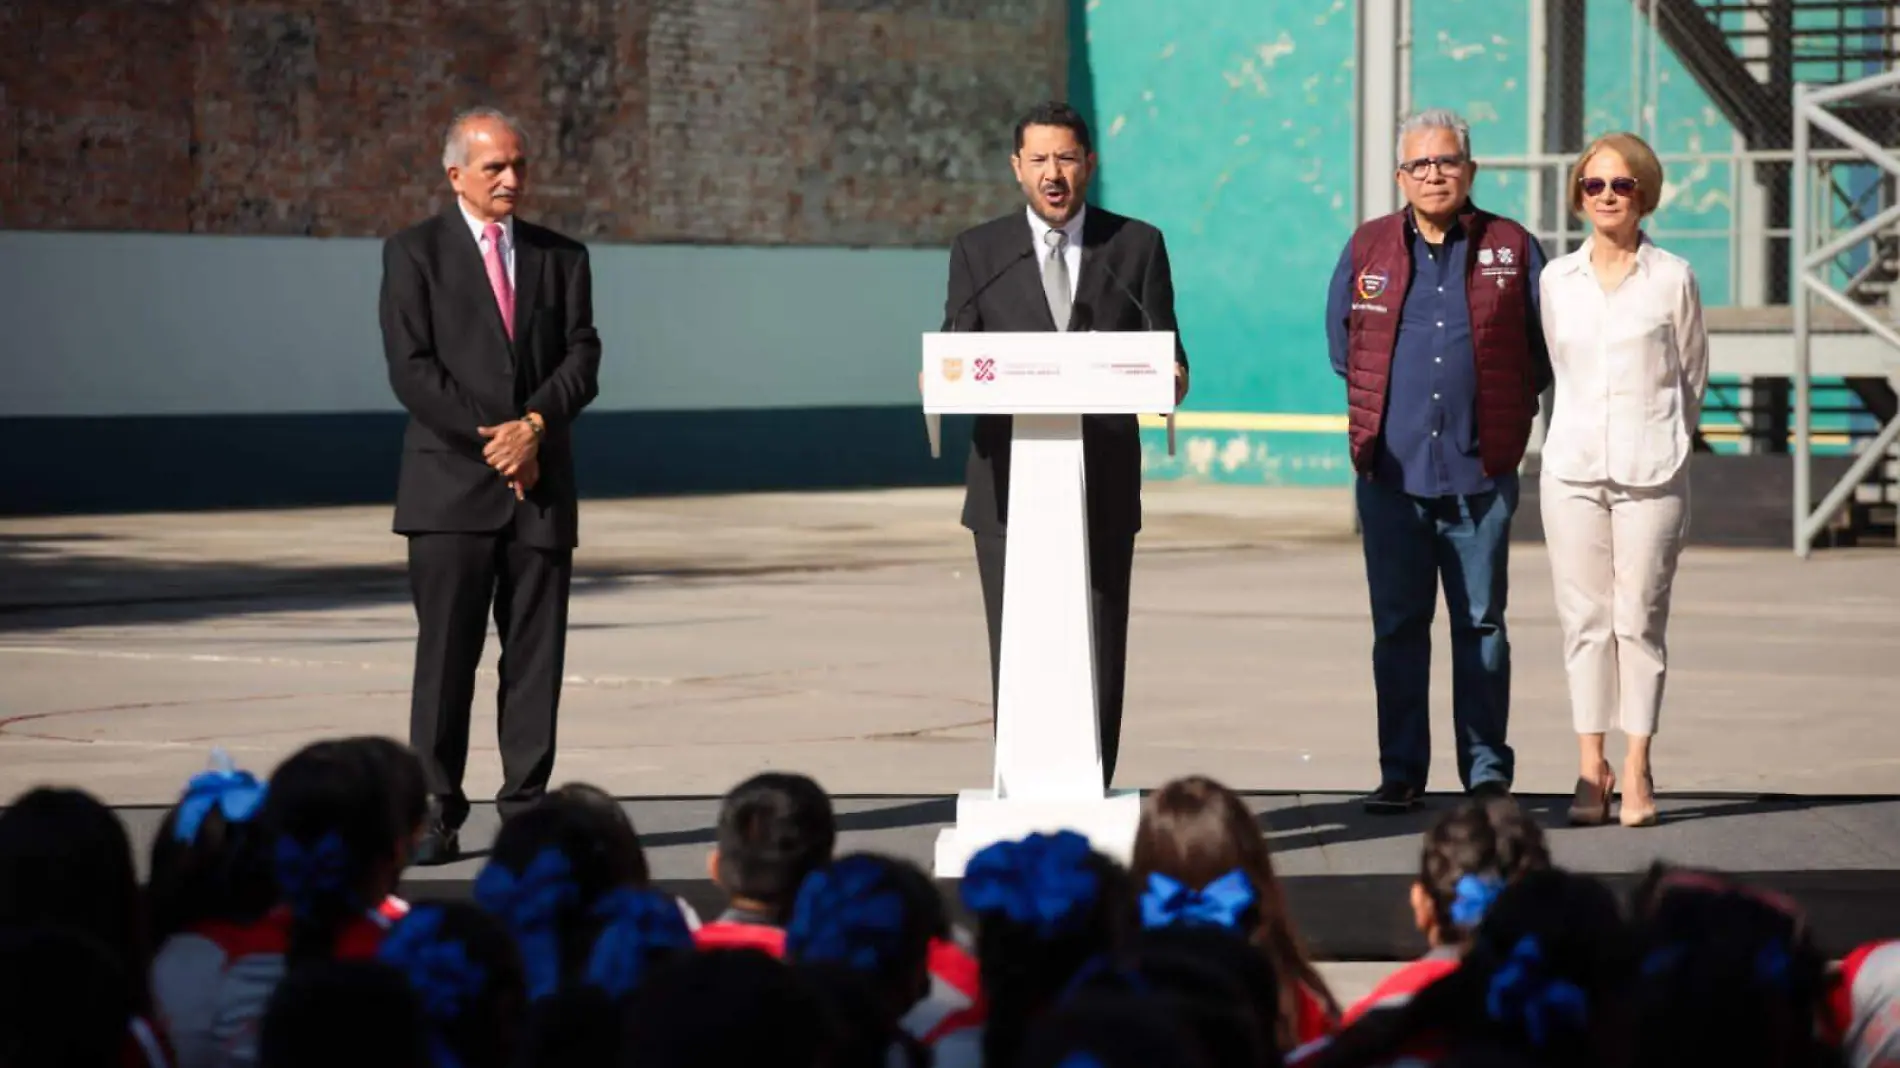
left=941, top=357, right=963, bottom=382
left=974, top=357, right=996, bottom=382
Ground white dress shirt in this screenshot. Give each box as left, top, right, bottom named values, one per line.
left=459, top=201, right=515, bottom=286
left=1025, top=204, right=1085, bottom=302
left=1538, top=235, right=1709, bottom=487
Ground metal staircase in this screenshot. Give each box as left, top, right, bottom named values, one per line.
left=1642, top=0, right=1900, bottom=548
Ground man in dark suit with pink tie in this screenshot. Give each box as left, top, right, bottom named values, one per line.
left=378, top=107, right=602, bottom=864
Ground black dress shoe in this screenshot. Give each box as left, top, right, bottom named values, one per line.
left=1363, top=782, right=1424, bottom=814
left=410, top=825, right=461, bottom=867
left=1468, top=780, right=1513, bottom=801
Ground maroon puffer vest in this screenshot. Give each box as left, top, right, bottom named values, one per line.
left=1344, top=204, right=1539, bottom=477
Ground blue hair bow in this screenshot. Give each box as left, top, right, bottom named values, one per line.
left=173, top=765, right=267, bottom=845
left=1641, top=942, right=1686, bottom=978
left=1754, top=940, right=1792, bottom=989
left=274, top=832, right=350, bottom=918
left=959, top=831, right=1101, bottom=939
left=1449, top=873, right=1506, bottom=929
left=785, top=856, right=909, bottom=973
left=473, top=848, right=579, bottom=1000
left=1485, top=935, right=1589, bottom=1047
left=584, top=888, right=694, bottom=999
left=1644, top=939, right=1792, bottom=990
left=1056, top=951, right=1153, bottom=1005
left=1139, top=869, right=1257, bottom=931
left=378, top=907, right=489, bottom=1019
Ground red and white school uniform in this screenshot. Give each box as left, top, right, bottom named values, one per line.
left=151, top=896, right=406, bottom=1068
left=1830, top=939, right=1900, bottom=1068
left=693, top=917, right=987, bottom=1067
left=1295, top=982, right=1341, bottom=1046
left=1344, top=947, right=1462, bottom=1025
left=201, top=903, right=398, bottom=1068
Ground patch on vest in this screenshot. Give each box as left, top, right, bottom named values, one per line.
left=1353, top=268, right=1392, bottom=312
left=1356, top=268, right=1388, bottom=299
left=1478, top=245, right=1519, bottom=288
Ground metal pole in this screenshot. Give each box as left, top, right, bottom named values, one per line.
left=1800, top=412, right=1900, bottom=545
left=1629, top=0, right=1643, bottom=128
left=1528, top=0, right=1548, bottom=240
left=1357, top=0, right=1403, bottom=222
left=1397, top=0, right=1413, bottom=117
left=1792, top=81, right=1813, bottom=556
left=1647, top=0, right=1662, bottom=144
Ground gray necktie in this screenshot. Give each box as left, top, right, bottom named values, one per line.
left=1042, top=228, right=1072, bottom=331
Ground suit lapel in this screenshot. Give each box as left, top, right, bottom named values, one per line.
left=441, top=204, right=515, bottom=355
left=511, top=226, right=542, bottom=358
left=1072, top=209, right=1109, bottom=322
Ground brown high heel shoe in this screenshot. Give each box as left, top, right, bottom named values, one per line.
left=1568, top=764, right=1615, bottom=826
left=1621, top=768, right=1658, bottom=827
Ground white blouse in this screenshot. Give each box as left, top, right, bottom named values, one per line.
left=1538, top=236, right=1709, bottom=487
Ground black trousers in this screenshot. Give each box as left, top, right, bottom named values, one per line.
left=407, top=530, right=573, bottom=828
left=973, top=529, right=1137, bottom=787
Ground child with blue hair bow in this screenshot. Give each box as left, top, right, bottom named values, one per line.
left=1291, top=868, right=1630, bottom=1068
left=1130, top=775, right=1339, bottom=1052
left=784, top=853, right=946, bottom=1068
left=1342, top=797, right=1550, bottom=1027
left=148, top=751, right=276, bottom=1068
left=206, top=740, right=416, bottom=1068
left=471, top=792, right=696, bottom=1068
left=375, top=902, right=526, bottom=1068
left=958, top=829, right=1136, bottom=1068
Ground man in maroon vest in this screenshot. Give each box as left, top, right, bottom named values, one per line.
left=1324, top=108, right=1551, bottom=813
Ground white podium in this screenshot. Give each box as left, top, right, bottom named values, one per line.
left=921, top=329, right=1176, bottom=877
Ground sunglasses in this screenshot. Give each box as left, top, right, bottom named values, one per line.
left=1580, top=176, right=1639, bottom=198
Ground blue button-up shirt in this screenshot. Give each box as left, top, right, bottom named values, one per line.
left=1326, top=214, right=1548, bottom=498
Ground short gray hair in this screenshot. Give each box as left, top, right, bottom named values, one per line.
left=1395, top=108, right=1471, bottom=163
left=442, top=107, right=525, bottom=170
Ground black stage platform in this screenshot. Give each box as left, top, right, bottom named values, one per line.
left=114, top=791, right=1900, bottom=960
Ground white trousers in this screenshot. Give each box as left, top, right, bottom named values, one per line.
left=1539, top=468, right=1689, bottom=737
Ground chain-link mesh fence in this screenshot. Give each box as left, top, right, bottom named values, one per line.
left=1395, top=0, right=1900, bottom=463
left=1401, top=0, right=1899, bottom=309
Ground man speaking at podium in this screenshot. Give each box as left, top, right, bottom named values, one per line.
left=941, top=101, right=1190, bottom=787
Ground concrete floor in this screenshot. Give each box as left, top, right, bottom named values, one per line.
left=2, top=484, right=1894, bottom=808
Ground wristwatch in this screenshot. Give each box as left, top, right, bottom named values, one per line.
left=523, top=413, right=545, bottom=438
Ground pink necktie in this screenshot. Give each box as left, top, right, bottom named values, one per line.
left=483, top=222, right=515, bottom=339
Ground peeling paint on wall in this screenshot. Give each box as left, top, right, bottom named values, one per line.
left=1074, top=0, right=1356, bottom=486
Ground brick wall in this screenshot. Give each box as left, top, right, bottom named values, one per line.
left=2, top=0, right=1066, bottom=245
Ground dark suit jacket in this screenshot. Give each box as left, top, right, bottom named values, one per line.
left=380, top=205, right=602, bottom=550
left=943, top=206, right=1188, bottom=536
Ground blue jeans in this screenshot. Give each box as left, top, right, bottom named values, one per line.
left=1355, top=473, right=1517, bottom=791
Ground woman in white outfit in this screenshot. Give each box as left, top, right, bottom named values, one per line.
left=1537, top=132, right=1708, bottom=829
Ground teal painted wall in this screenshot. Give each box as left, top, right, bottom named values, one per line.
left=1069, top=0, right=1359, bottom=486
left=1072, top=0, right=1803, bottom=484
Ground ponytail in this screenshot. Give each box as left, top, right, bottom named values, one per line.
left=261, top=741, right=401, bottom=967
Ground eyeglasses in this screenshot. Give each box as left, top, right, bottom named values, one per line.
left=1580, top=176, right=1639, bottom=198
left=1399, top=154, right=1466, bottom=178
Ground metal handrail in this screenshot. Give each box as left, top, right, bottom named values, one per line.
left=1474, top=148, right=1900, bottom=304
left=1793, top=67, right=1900, bottom=557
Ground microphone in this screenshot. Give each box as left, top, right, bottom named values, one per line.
left=1095, top=255, right=1153, bottom=331
left=1093, top=254, right=1177, bottom=456
left=927, top=246, right=1033, bottom=460
left=942, top=246, right=1035, bottom=332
